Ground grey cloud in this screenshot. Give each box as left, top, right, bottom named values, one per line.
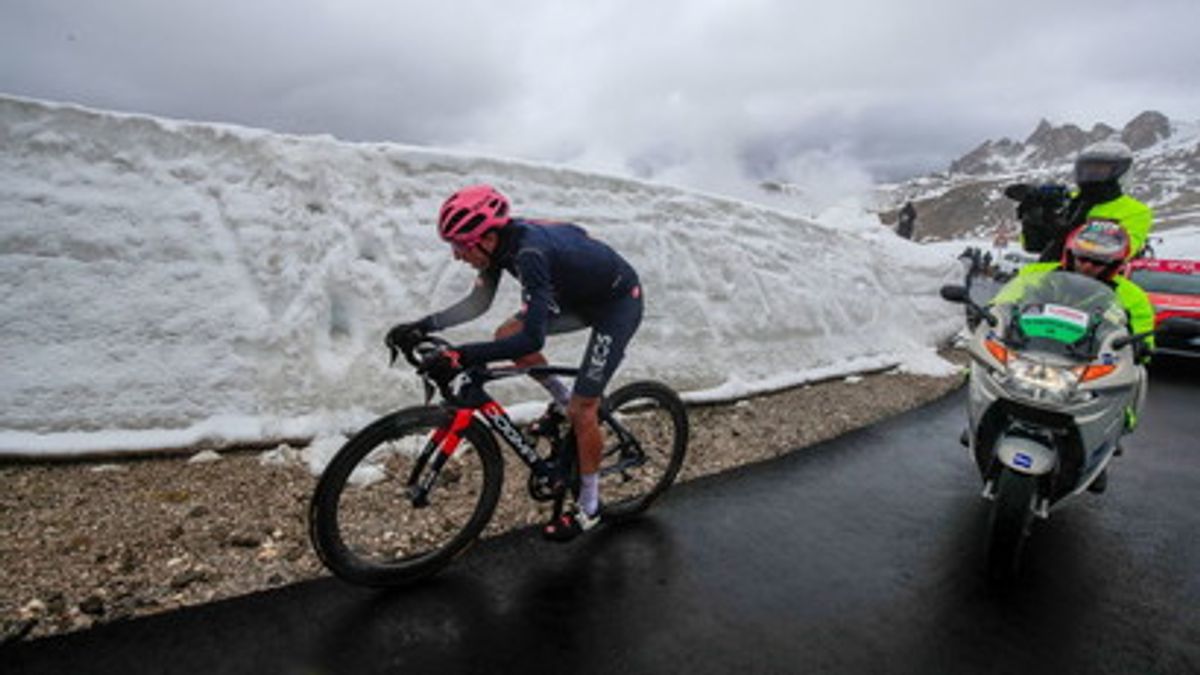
left=2, top=0, right=1198, bottom=198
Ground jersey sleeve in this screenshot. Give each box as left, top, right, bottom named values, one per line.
left=990, top=262, right=1059, bottom=305
left=1121, top=202, right=1153, bottom=256
left=421, top=268, right=500, bottom=332
left=1115, top=276, right=1156, bottom=349
left=456, top=248, right=554, bottom=365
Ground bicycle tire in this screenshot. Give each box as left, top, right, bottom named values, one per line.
left=308, top=406, right=503, bottom=586
left=597, top=380, right=689, bottom=522
left=986, top=468, right=1037, bottom=581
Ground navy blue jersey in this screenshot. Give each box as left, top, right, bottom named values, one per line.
left=422, top=219, right=639, bottom=365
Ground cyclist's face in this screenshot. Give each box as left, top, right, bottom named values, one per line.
left=454, top=232, right=498, bottom=270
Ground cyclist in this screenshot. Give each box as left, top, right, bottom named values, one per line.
left=1009, top=141, right=1154, bottom=263
left=386, top=184, right=644, bottom=541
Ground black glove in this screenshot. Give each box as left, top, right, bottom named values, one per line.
left=1133, top=341, right=1152, bottom=366
left=385, top=321, right=428, bottom=358
left=418, top=348, right=463, bottom=382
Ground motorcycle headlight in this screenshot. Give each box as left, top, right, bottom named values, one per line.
left=1001, top=357, right=1082, bottom=404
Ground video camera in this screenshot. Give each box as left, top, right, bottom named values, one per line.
left=1004, top=182, right=1070, bottom=254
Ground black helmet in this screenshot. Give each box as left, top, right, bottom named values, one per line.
left=1074, top=141, right=1133, bottom=186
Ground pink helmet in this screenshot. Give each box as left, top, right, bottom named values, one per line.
left=437, top=185, right=511, bottom=250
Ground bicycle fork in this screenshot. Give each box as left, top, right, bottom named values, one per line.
left=408, top=404, right=571, bottom=513
left=406, top=409, right=474, bottom=507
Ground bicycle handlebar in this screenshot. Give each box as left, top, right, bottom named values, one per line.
left=393, top=333, right=581, bottom=405
left=397, top=334, right=451, bottom=369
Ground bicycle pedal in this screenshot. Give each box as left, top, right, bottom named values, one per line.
left=528, top=473, right=568, bottom=502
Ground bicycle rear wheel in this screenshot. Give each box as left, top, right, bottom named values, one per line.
left=598, top=381, right=689, bottom=522
left=308, top=407, right=503, bottom=586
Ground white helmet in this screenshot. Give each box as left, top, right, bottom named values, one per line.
left=1074, top=140, right=1133, bottom=185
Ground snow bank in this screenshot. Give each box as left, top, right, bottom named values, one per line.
left=0, top=95, right=961, bottom=457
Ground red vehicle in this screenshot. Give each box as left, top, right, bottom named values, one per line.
left=1126, top=258, right=1200, bottom=358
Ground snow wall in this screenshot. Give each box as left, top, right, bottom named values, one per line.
left=0, top=95, right=961, bottom=455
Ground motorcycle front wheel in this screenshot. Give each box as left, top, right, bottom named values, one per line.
left=986, top=468, right=1037, bottom=580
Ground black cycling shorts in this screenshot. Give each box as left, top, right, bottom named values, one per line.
left=514, top=284, right=643, bottom=398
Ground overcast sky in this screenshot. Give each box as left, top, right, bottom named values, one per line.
left=3, top=0, right=1198, bottom=199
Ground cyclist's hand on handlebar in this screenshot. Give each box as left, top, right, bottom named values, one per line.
left=385, top=321, right=428, bottom=364
left=417, top=347, right=464, bottom=382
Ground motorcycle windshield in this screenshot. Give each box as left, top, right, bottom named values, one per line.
left=991, top=269, right=1126, bottom=352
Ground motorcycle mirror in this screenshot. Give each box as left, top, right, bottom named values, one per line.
left=940, top=285, right=969, bottom=303
left=942, top=284, right=998, bottom=327
left=1156, top=316, right=1200, bottom=337
left=1113, top=329, right=1155, bottom=350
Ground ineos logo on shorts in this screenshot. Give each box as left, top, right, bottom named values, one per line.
left=586, top=333, right=614, bottom=381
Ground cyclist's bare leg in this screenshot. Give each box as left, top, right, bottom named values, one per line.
left=568, top=395, right=603, bottom=515
left=495, top=318, right=570, bottom=406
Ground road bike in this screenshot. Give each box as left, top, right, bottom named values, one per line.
left=308, top=336, right=689, bottom=586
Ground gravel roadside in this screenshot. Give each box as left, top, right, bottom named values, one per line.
left=0, top=357, right=966, bottom=643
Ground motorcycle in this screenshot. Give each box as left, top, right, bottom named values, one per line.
left=941, top=268, right=1200, bottom=578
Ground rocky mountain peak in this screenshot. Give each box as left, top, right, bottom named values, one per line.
left=879, top=110, right=1199, bottom=242
left=1025, top=121, right=1086, bottom=163
left=1024, top=119, right=1120, bottom=165
left=942, top=111, right=1187, bottom=179
left=948, top=140, right=1006, bottom=175
left=1121, top=110, right=1171, bottom=150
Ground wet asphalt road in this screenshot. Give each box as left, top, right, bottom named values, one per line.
left=4, top=360, right=1199, bottom=675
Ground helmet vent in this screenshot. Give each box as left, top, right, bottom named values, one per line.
left=444, top=208, right=468, bottom=231
left=458, top=214, right=486, bottom=235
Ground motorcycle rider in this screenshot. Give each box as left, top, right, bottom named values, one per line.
left=385, top=185, right=644, bottom=541
left=1007, top=140, right=1154, bottom=263
left=993, top=220, right=1155, bottom=345
left=991, top=220, right=1153, bottom=489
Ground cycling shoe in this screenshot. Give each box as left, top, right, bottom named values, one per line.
left=542, top=505, right=600, bottom=542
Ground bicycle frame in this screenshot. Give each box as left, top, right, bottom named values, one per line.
left=407, top=364, right=576, bottom=507
left=407, top=363, right=641, bottom=508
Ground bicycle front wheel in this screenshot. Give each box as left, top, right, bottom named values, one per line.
left=598, top=381, right=689, bottom=522
left=308, top=407, right=503, bottom=586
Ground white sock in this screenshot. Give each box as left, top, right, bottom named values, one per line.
left=579, top=473, right=600, bottom=516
